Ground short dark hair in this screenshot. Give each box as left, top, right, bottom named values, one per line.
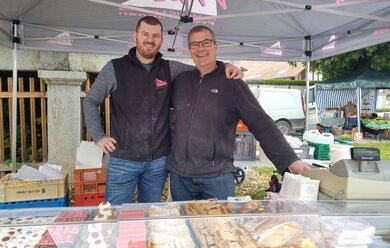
left=188, top=25, right=216, bottom=44
left=136, top=16, right=163, bottom=34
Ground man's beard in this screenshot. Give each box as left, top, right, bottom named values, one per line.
left=136, top=41, right=161, bottom=60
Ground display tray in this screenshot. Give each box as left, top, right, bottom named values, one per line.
left=1, top=200, right=390, bottom=247
left=120, top=199, right=324, bottom=218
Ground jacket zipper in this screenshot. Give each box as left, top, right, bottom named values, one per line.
left=148, top=73, right=153, bottom=160
left=184, top=78, right=203, bottom=175
left=212, top=142, right=216, bottom=166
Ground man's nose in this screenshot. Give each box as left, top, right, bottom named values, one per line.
left=197, top=43, right=206, bottom=50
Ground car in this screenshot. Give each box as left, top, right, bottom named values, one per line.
left=250, top=86, right=306, bottom=135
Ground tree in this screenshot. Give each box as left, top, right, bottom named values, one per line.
left=310, top=42, right=390, bottom=80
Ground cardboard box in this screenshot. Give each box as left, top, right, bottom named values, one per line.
left=76, top=141, right=103, bottom=169
left=0, top=171, right=68, bottom=202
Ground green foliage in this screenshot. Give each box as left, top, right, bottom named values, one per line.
left=310, top=42, right=390, bottom=80
left=376, top=108, right=390, bottom=113
left=246, top=79, right=318, bottom=86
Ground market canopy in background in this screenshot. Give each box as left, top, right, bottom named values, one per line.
left=1, top=0, right=390, bottom=61
left=315, top=69, right=390, bottom=121
left=317, top=69, right=390, bottom=90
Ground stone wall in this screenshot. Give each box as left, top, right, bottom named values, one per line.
left=0, top=46, right=196, bottom=72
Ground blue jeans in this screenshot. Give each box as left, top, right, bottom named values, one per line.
left=170, top=172, right=235, bottom=201
left=106, top=156, right=168, bottom=204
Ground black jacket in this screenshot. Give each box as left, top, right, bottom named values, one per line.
left=167, top=63, right=299, bottom=178
left=110, top=48, right=172, bottom=161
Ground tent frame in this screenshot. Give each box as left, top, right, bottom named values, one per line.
left=3, top=0, right=390, bottom=165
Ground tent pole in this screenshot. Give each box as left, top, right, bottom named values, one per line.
left=11, top=20, right=19, bottom=173
left=357, top=87, right=362, bottom=134
left=304, top=36, right=312, bottom=132
left=305, top=57, right=310, bottom=131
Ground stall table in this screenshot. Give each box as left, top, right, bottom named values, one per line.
left=364, top=122, right=390, bottom=141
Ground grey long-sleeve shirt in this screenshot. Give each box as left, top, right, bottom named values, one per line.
left=83, top=60, right=193, bottom=143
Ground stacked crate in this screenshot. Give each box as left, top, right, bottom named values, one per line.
left=74, top=167, right=107, bottom=206
left=0, top=172, right=68, bottom=209
left=234, top=120, right=257, bottom=161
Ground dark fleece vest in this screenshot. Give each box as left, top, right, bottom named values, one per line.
left=110, top=47, right=172, bottom=161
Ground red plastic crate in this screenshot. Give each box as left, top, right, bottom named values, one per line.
left=74, top=180, right=106, bottom=195
left=74, top=168, right=107, bottom=182
left=74, top=193, right=105, bottom=206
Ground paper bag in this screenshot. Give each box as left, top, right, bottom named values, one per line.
left=280, top=172, right=319, bottom=201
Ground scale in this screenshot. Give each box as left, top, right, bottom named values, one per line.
left=303, top=147, right=390, bottom=200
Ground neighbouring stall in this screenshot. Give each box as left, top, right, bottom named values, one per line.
left=315, top=69, right=390, bottom=141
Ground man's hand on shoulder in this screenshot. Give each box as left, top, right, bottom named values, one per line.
left=225, top=63, right=244, bottom=79
left=97, top=136, right=117, bottom=154
left=288, top=160, right=311, bottom=174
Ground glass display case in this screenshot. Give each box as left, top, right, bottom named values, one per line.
left=0, top=200, right=390, bottom=247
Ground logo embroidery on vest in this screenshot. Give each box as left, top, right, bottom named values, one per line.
left=155, top=78, right=168, bottom=89
left=210, top=89, right=219, bottom=94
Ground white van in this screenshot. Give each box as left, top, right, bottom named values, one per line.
left=305, top=85, right=320, bottom=130
left=250, top=86, right=305, bottom=135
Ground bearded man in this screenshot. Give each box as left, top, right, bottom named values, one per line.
left=84, top=16, right=242, bottom=204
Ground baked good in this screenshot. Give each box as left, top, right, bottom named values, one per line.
left=147, top=203, right=181, bottom=217
left=257, top=221, right=302, bottom=247
left=239, top=201, right=268, bottom=214
left=190, top=217, right=260, bottom=248
left=98, top=201, right=111, bottom=210
left=94, top=201, right=116, bottom=221
left=0, top=217, right=12, bottom=225
left=148, top=219, right=195, bottom=248
left=55, top=210, right=89, bottom=222
left=86, top=239, right=109, bottom=248
left=184, top=200, right=232, bottom=215
left=11, top=216, right=35, bottom=224
left=294, top=236, right=319, bottom=248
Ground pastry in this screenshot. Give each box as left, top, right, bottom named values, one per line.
left=94, top=201, right=116, bottom=221
left=257, top=221, right=302, bottom=247
left=87, top=239, right=109, bottom=248
left=184, top=200, right=232, bottom=215
left=98, top=201, right=111, bottom=210
left=239, top=201, right=268, bottom=214
left=147, top=203, right=181, bottom=217
left=11, top=216, right=35, bottom=224
left=86, top=232, right=104, bottom=244
left=0, top=217, right=12, bottom=225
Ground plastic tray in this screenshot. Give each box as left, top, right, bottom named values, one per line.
left=0, top=195, right=68, bottom=209
left=307, top=141, right=330, bottom=160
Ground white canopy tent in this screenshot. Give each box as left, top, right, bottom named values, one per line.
left=1, top=0, right=390, bottom=166
left=2, top=0, right=390, bottom=60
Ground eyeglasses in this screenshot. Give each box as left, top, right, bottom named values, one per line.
left=189, top=39, right=215, bottom=49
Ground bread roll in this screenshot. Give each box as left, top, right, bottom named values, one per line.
left=258, top=221, right=302, bottom=247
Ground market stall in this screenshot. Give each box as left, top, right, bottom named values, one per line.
left=316, top=69, right=390, bottom=136
left=1, top=199, right=390, bottom=247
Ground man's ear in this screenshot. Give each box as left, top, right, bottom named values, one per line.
left=133, top=31, right=137, bottom=43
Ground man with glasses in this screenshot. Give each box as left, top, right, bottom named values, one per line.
left=83, top=17, right=242, bottom=205
left=167, top=25, right=311, bottom=201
